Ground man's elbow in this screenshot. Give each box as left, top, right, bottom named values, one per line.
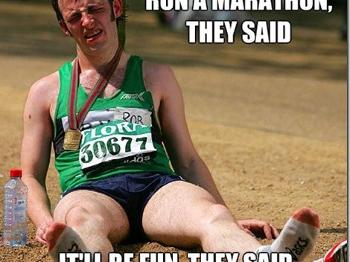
left=174, top=156, right=201, bottom=178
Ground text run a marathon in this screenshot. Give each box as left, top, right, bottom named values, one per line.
left=146, top=0, right=331, bottom=12
left=211, top=0, right=330, bottom=11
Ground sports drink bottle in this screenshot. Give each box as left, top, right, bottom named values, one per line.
left=3, top=168, right=28, bottom=247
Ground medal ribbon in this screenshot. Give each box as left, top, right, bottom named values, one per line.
left=68, top=45, right=123, bottom=130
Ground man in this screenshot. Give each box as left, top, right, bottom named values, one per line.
left=21, top=0, right=320, bottom=261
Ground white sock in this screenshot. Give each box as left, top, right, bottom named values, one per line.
left=256, top=208, right=320, bottom=261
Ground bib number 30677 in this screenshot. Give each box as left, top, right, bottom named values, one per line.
left=79, top=133, right=156, bottom=169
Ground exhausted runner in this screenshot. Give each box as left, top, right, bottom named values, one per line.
left=21, top=0, right=320, bottom=261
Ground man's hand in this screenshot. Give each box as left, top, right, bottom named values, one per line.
left=36, top=220, right=55, bottom=246
left=238, top=219, right=279, bottom=240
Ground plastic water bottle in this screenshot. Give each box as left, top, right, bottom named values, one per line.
left=3, top=168, right=28, bottom=247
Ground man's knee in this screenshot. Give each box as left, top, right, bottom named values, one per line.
left=198, top=203, right=241, bottom=246
left=65, top=205, right=104, bottom=229
left=203, top=203, right=234, bottom=226
left=198, top=203, right=239, bottom=238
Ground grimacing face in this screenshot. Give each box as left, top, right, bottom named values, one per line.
left=57, top=0, right=121, bottom=52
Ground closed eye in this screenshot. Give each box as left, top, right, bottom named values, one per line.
left=66, top=5, right=105, bottom=24
left=67, top=13, right=81, bottom=23
left=87, top=5, right=105, bottom=14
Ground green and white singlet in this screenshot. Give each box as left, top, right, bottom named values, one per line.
left=53, top=56, right=174, bottom=192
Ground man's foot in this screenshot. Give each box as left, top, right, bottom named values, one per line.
left=45, top=222, right=87, bottom=260
left=257, top=207, right=320, bottom=261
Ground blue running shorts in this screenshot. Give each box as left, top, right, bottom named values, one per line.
left=62, top=172, right=184, bottom=242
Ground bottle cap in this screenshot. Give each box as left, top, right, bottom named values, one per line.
left=10, top=168, right=22, bottom=178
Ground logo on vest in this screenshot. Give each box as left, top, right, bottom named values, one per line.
left=121, top=92, right=145, bottom=102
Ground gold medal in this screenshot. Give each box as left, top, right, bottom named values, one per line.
left=63, top=129, right=82, bottom=151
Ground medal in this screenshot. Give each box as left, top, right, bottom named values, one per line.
left=63, top=45, right=123, bottom=151
left=63, top=129, right=82, bottom=151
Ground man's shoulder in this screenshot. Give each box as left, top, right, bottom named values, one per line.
left=27, top=71, right=60, bottom=110
left=30, top=60, right=72, bottom=93
left=143, top=60, right=174, bottom=78
left=31, top=71, right=59, bottom=92
left=142, top=60, right=177, bottom=90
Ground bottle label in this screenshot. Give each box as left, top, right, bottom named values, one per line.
left=14, top=199, right=27, bottom=223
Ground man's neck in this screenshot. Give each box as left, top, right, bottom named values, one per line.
left=76, top=43, right=122, bottom=72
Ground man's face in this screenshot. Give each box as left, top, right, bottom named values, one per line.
left=58, top=0, right=120, bottom=52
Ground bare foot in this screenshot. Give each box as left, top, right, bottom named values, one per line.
left=45, top=222, right=87, bottom=261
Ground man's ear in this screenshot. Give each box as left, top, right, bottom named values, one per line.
left=59, top=20, right=72, bottom=36
left=112, top=0, right=123, bottom=18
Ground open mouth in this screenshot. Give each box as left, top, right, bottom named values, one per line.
left=84, top=30, right=103, bottom=41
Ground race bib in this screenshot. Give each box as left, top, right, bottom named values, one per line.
left=79, top=120, right=156, bottom=170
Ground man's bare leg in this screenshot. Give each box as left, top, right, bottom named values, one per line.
left=48, top=190, right=130, bottom=261
left=142, top=181, right=319, bottom=261
left=142, top=181, right=261, bottom=252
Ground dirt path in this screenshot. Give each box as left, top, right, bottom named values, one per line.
left=0, top=1, right=346, bottom=261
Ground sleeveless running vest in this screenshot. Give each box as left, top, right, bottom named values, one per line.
left=53, top=56, right=174, bottom=192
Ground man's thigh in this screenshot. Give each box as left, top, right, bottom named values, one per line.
left=142, top=181, right=219, bottom=247
left=54, top=190, right=130, bottom=244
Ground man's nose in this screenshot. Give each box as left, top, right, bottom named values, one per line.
left=81, top=13, right=95, bottom=28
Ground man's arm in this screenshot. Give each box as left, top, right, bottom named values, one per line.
left=146, top=64, right=226, bottom=205
left=21, top=74, right=58, bottom=243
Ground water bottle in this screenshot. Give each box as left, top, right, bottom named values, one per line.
left=3, top=168, right=28, bottom=247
